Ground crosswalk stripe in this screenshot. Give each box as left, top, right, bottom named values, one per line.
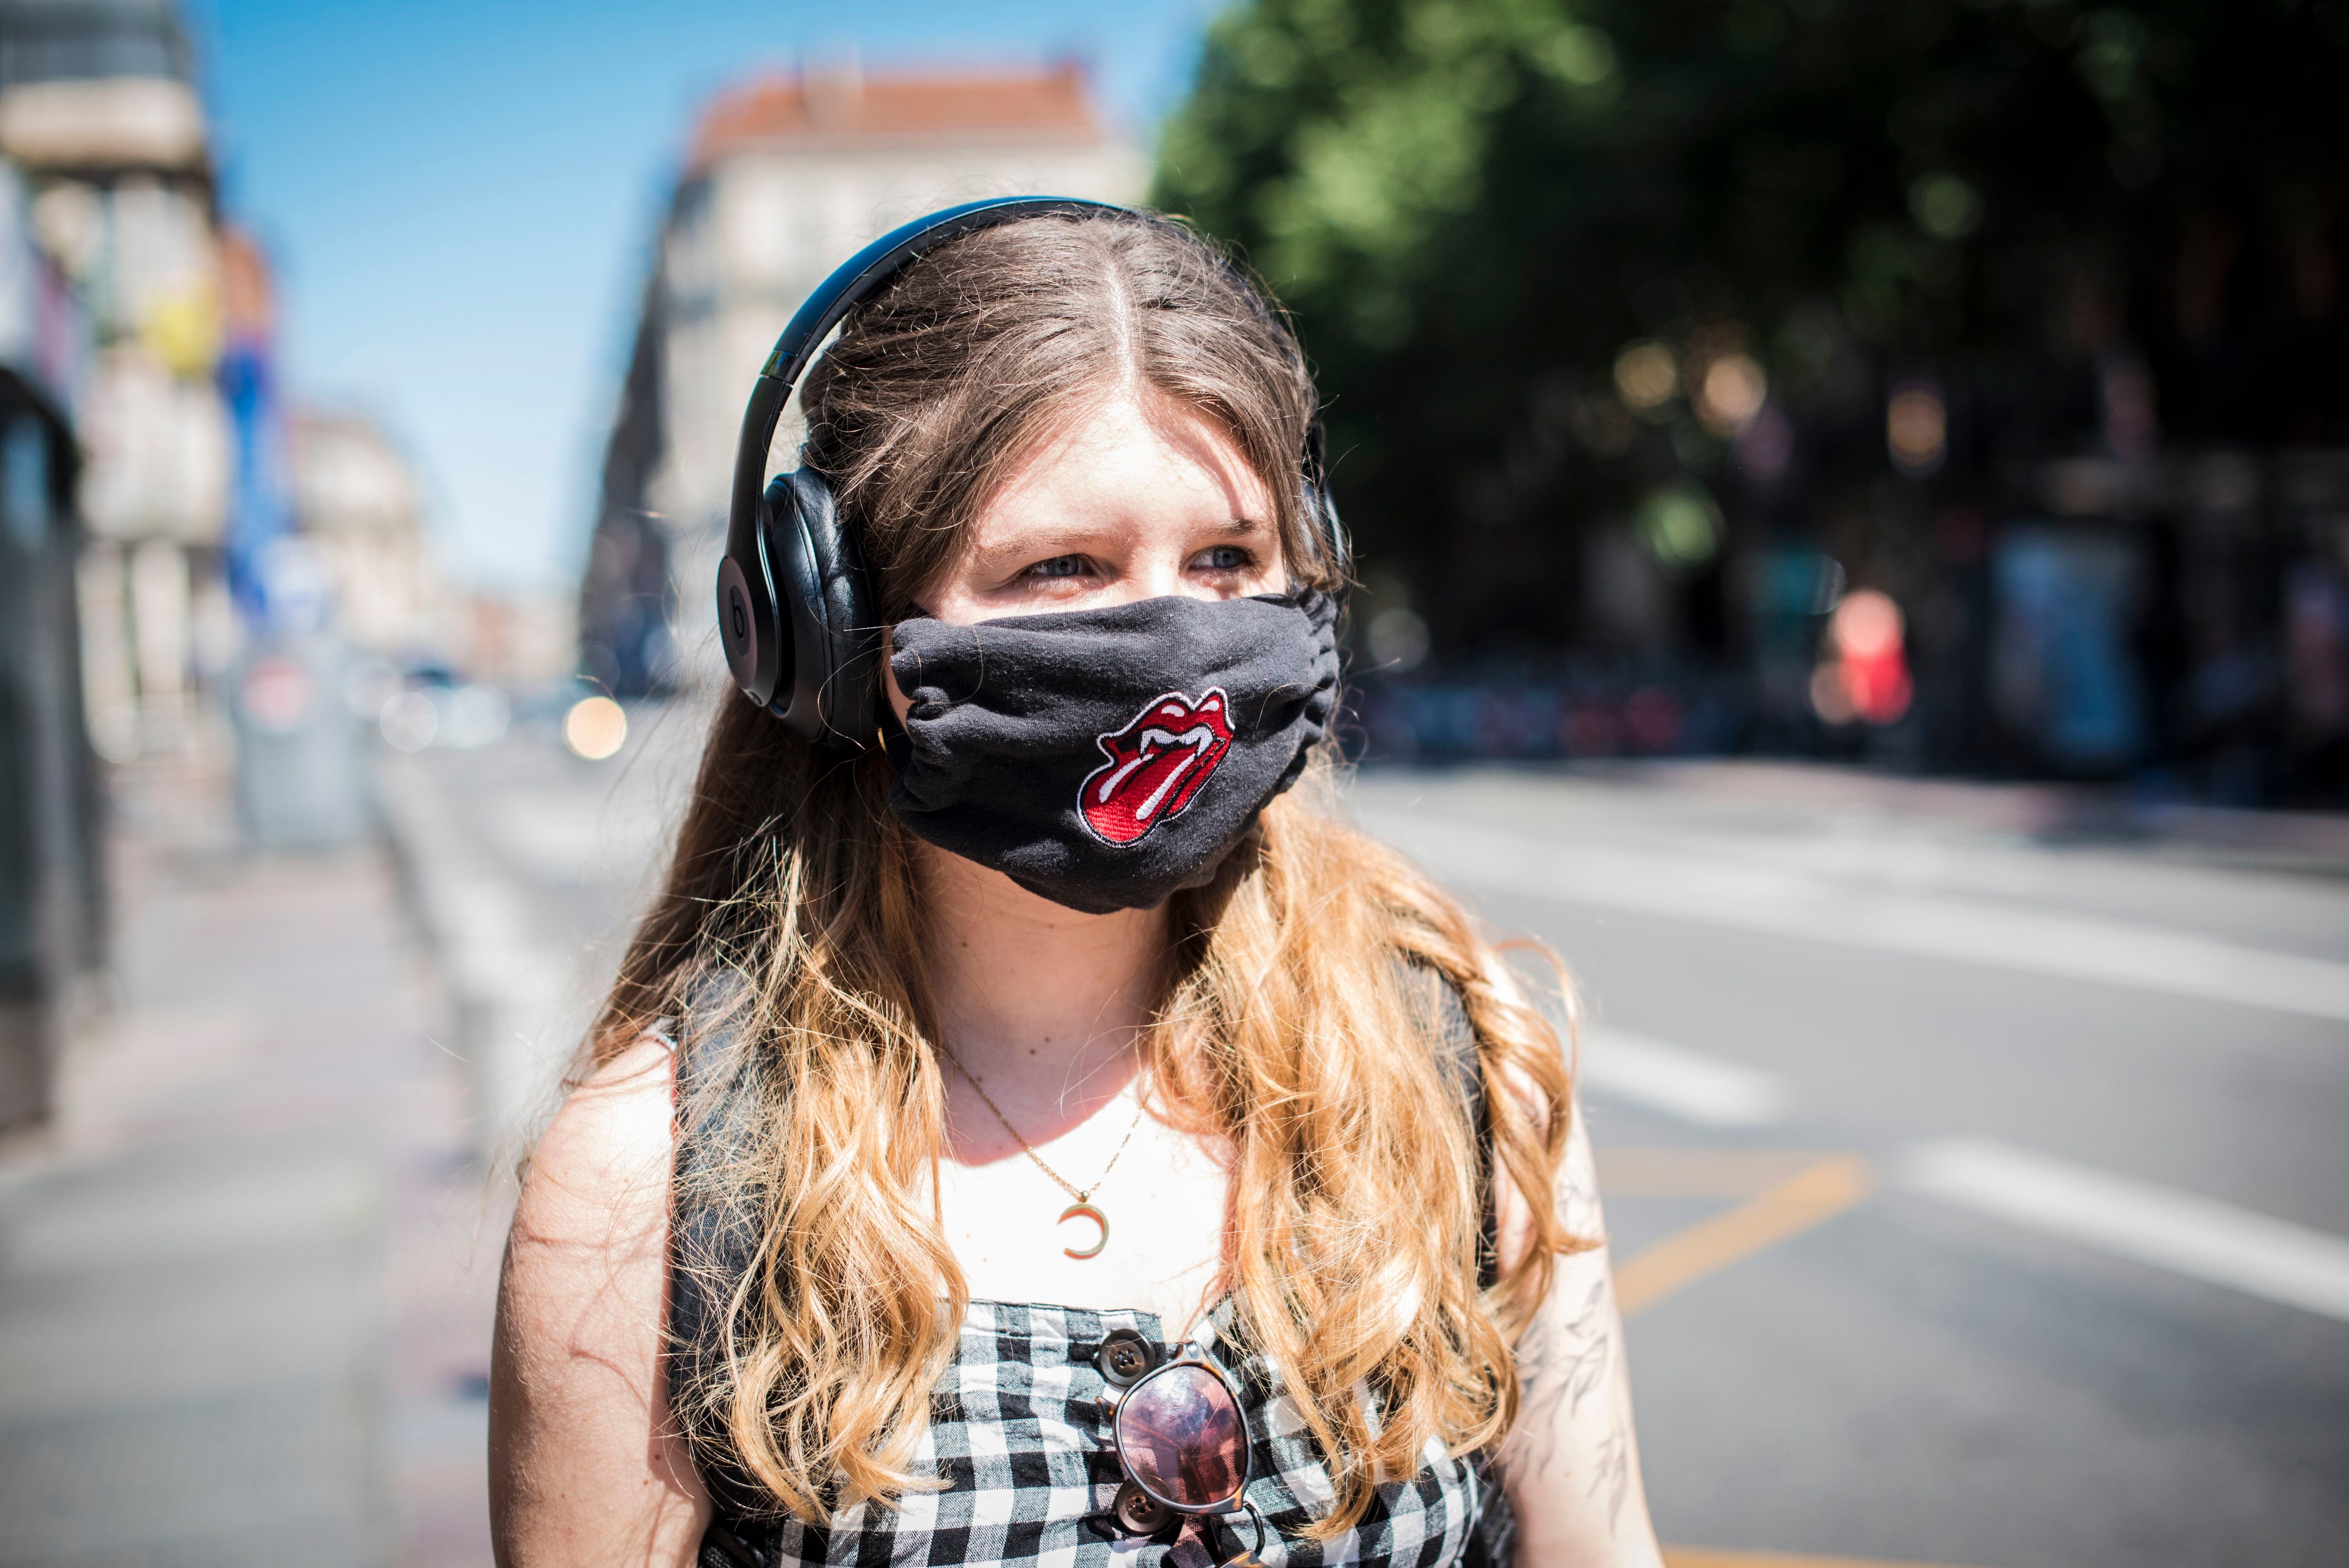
left=1582, top=1027, right=1790, bottom=1127
left=1576, top=1022, right=2349, bottom=1324
left=1906, top=1138, right=2349, bottom=1322
left=1361, top=808, right=2349, bottom=1022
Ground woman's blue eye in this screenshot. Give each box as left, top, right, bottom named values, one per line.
left=1196, top=545, right=1250, bottom=571
left=1026, top=555, right=1089, bottom=580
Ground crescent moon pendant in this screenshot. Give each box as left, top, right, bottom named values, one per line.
left=1058, top=1202, right=1109, bottom=1260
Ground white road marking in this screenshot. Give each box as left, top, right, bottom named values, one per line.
left=1566, top=1023, right=2349, bottom=1323
left=1906, top=1138, right=2349, bottom=1323
left=1360, top=809, right=2349, bottom=1023
left=1579, top=1028, right=1790, bottom=1127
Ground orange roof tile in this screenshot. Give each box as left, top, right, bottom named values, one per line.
left=689, top=62, right=1102, bottom=169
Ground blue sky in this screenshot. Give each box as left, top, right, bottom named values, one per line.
left=189, top=0, right=1221, bottom=591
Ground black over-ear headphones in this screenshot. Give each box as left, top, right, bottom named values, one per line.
left=716, top=195, right=1347, bottom=748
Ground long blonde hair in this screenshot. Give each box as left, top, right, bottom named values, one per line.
left=589, top=210, right=1587, bottom=1538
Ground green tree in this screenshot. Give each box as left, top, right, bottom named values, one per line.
left=1154, top=0, right=2349, bottom=662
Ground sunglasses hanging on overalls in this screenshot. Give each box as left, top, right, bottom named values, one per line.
left=1095, top=1328, right=1272, bottom=1566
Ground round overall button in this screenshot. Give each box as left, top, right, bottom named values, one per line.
left=1096, top=1329, right=1159, bottom=1386
left=1114, top=1479, right=1174, bottom=1535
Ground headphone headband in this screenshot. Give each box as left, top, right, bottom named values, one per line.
left=729, top=196, right=1121, bottom=570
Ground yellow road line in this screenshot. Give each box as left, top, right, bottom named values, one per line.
left=1666, top=1550, right=1980, bottom=1568
left=1616, top=1154, right=1874, bottom=1315
left=1621, top=1157, right=1962, bottom=1568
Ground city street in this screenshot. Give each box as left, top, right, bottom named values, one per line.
left=400, top=708, right=2349, bottom=1568
left=0, top=6, right=2337, bottom=1568
left=1350, top=767, right=2349, bottom=1568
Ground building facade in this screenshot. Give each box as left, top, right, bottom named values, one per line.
left=0, top=148, right=95, bottom=1131
left=289, top=408, right=443, bottom=660
left=0, top=0, right=231, bottom=764
left=580, top=61, right=1144, bottom=696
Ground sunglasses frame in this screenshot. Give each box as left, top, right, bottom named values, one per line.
left=1095, top=1329, right=1268, bottom=1557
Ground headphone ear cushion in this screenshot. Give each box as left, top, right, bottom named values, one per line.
left=768, top=469, right=881, bottom=745
left=718, top=498, right=784, bottom=708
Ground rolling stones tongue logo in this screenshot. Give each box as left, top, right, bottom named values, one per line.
left=1079, top=688, right=1235, bottom=846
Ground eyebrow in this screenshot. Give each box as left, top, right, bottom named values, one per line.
left=972, top=515, right=1269, bottom=558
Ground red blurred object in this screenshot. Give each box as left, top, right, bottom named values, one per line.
left=1827, top=590, right=1913, bottom=725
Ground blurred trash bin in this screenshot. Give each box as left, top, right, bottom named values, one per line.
left=231, top=633, right=368, bottom=849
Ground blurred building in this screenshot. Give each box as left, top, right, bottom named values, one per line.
left=288, top=408, right=445, bottom=659
left=580, top=60, right=1144, bottom=695
left=459, top=590, right=576, bottom=690
left=0, top=150, right=97, bottom=1131
left=0, top=0, right=230, bottom=763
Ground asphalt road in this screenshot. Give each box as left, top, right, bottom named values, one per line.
left=1351, top=766, right=2349, bottom=1568
left=410, top=716, right=2349, bottom=1568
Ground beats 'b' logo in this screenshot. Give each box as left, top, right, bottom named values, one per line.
left=1079, top=689, right=1234, bottom=846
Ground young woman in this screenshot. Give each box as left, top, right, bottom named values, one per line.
left=489, top=205, right=1665, bottom=1568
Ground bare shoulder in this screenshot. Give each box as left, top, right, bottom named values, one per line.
left=499, top=1037, right=678, bottom=1356
left=493, top=1038, right=706, bottom=1563
left=544, top=1037, right=677, bottom=1160
left=518, top=1039, right=678, bottom=1239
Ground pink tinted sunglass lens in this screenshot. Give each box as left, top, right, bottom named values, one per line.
left=1114, top=1364, right=1247, bottom=1511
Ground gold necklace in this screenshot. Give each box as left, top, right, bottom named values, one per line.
left=936, top=1044, right=1146, bottom=1260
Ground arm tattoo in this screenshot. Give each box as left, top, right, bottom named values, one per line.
left=1559, top=1278, right=1611, bottom=1416
left=1510, top=1277, right=1611, bottom=1477
left=1504, top=1110, right=1629, bottom=1537
left=1590, top=1429, right=1632, bottom=1532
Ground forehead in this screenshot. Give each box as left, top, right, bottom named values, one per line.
left=963, top=393, right=1277, bottom=549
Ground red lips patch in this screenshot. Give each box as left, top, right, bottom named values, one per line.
left=1079, top=688, right=1235, bottom=845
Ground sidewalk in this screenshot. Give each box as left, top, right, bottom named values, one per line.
left=0, top=753, right=499, bottom=1567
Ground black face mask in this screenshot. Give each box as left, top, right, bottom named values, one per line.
left=886, top=588, right=1339, bottom=914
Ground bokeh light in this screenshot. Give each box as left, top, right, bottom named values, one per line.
left=1887, top=381, right=1948, bottom=475
left=1908, top=172, right=1983, bottom=240
left=379, top=691, right=438, bottom=753
left=1636, top=484, right=1722, bottom=569
left=1814, top=589, right=1913, bottom=725
left=1540, top=24, right=1619, bottom=87
left=563, top=695, right=628, bottom=761
left=1614, top=340, right=1679, bottom=411
left=1696, top=352, right=1767, bottom=435
left=1832, top=588, right=1904, bottom=661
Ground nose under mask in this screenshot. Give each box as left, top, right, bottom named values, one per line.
left=886, top=587, right=1340, bottom=914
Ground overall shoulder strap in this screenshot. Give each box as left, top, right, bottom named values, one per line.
left=1397, top=960, right=1501, bottom=1292
left=665, top=971, right=778, bottom=1523
left=1398, top=959, right=1516, bottom=1567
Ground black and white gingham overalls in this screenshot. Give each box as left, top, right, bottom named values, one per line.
left=668, top=975, right=1513, bottom=1568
